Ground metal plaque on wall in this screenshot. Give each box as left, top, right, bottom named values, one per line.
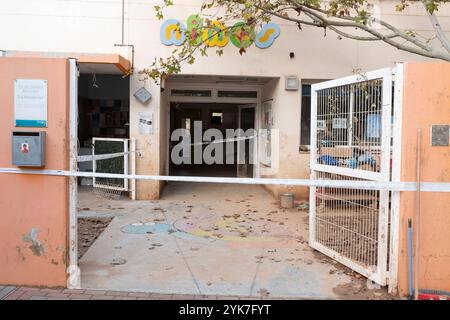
left=431, top=124, right=450, bottom=146
left=134, top=87, right=152, bottom=104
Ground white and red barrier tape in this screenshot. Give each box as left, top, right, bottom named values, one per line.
left=1, top=167, right=450, bottom=192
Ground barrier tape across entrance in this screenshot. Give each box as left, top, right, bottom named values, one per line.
left=77, top=151, right=130, bottom=162
left=77, top=136, right=256, bottom=163
left=1, top=167, right=450, bottom=192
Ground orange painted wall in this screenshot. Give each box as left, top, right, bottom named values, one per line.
left=397, top=62, right=450, bottom=296
left=0, top=57, right=69, bottom=287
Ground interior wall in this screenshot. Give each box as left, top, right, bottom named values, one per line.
left=0, top=57, right=69, bottom=287
left=396, top=61, right=450, bottom=296
left=78, top=74, right=129, bottom=101
left=77, top=74, right=130, bottom=143
left=171, top=102, right=239, bottom=131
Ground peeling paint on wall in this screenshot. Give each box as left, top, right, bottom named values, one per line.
left=22, top=228, right=45, bottom=256
left=57, top=245, right=67, bottom=265
left=16, top=246, right=26, bottom=261
left=0, top=57, right=69, bottom=287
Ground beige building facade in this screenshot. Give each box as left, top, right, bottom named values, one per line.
left=1, top=0, right=449, bottom=202
left=1, top=1, right=450, bottom=297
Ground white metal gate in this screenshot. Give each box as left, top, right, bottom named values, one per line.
left=309, top=68, right=393, bottom=285
left=91, top=137, right=136, bottom=199
left=92, top=137, right=129, bottom=191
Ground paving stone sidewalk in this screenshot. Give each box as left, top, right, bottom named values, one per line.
left=0, top=286, right=290, bottom=300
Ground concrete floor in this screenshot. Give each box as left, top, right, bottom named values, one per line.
left=170, top=164, right=238, bottom=177
left=77, top=183, right=378, bottom=299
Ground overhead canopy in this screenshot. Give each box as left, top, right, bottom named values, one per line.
left=77, top=54, right=131, bottom=75
left=2, top=51, right=131, bottom=75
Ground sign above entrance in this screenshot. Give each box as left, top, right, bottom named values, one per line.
left=160, top=15, right=280, bottom=49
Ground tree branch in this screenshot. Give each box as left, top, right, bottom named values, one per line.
left=301, top=11, right=399, bottom=41
left=295, top=2, right=433, bottom=52
left=297, top=5, right=450, bottom=61
left=258, top=2, right=450, bottom=60
left=259, top=5, right=399, bottom=41
left=423, top=1, right=450, bottom=53
left=258, top=6, right=322, bottom=27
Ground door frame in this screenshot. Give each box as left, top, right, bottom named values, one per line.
left=68, top=58, right=80, bottom=288
left=165, top=81, right=262, bottom=178
left=67, top=59, right=135, bottom=288
left=237, top=104, right=257, bottom=178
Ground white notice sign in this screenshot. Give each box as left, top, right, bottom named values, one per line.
left=138, top=112, right=154, bottom=134
left=14, top=79, right=48, bottom=127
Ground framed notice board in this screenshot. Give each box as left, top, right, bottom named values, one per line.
left=14, top=79, right=48, bottom=127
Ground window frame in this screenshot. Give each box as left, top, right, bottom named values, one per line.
left=299, top=79, right=330, bottom=152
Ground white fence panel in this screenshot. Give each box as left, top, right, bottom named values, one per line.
left=309, top=68, right=394, bottom=285
left=92, top=137, right=129, bottom=193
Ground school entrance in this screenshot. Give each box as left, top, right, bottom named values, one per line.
left=76, top=72, right=398, bottom=298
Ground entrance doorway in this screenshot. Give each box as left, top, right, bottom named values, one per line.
left=71, top=71, right=394, bottom=299
left=77, top=74, right=129, bottom=141
left=76, top=72, right=130, bottom=262
left=169, top=102, right=256, bottom=178
left=76, top=74, right=130, bottom=191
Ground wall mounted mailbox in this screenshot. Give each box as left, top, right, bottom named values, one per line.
left=12, top=131, right=46, bottom=167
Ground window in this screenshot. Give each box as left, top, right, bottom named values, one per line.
left=210, top=111, right=223, bottom=124
left=217, top=90, right=257, bottom=98
left=300, top=84, right=311, bottom=146
left=183, top=118, right=191, bottom=131
left=171, top=89, right=212, bottom=97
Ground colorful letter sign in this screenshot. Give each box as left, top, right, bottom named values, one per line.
left=160, top=19, right=186, bottom=46
left=187, top=15, right=203, bottom=45
left=230, top=22, right=256, bottom=48
left=203, top=20, right=229, bottom=47
left=160, top=15, right=280, bottom=49
left=255, top=23, right=280, bottom=49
